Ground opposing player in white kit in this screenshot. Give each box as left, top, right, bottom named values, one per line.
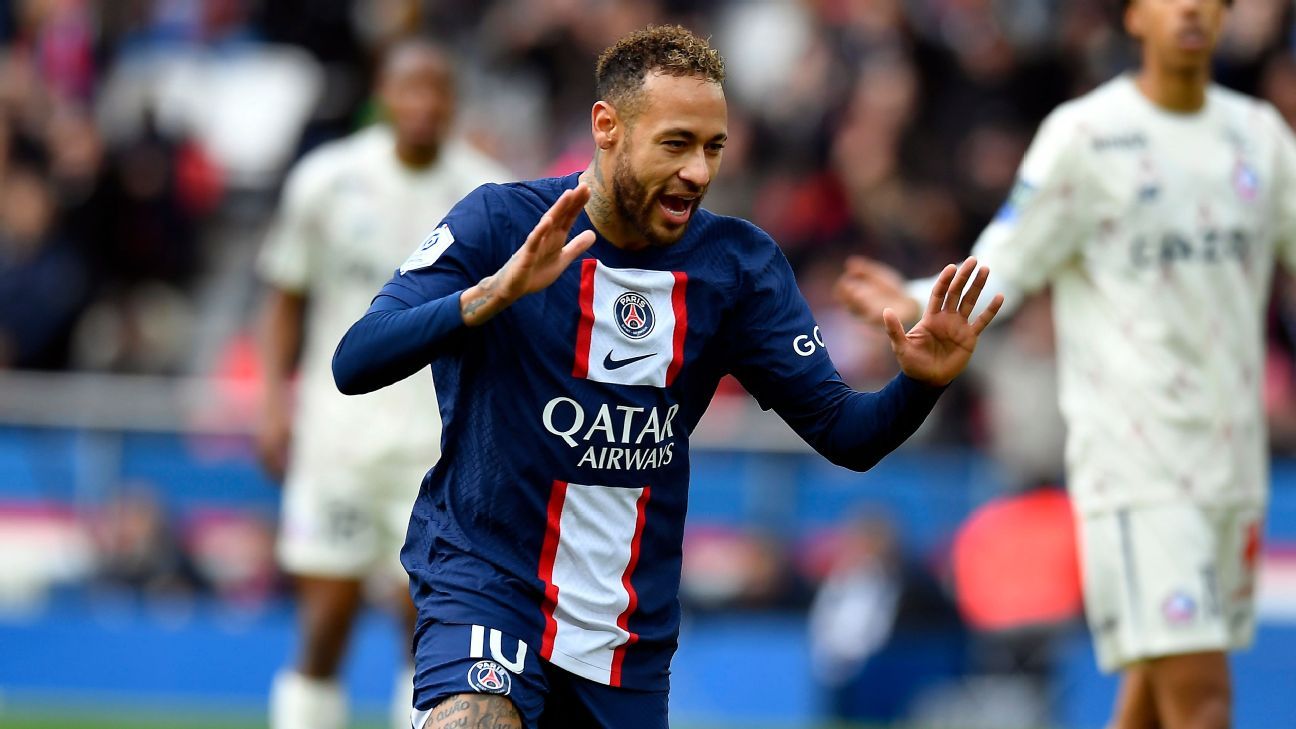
left=256, top=40, right=508, bottom=729
left=836, top=1, right=1296, bottom=728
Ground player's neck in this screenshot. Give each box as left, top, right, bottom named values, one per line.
left=1134, top=61, right=1210, bottom=113
left=579, top=166, right=652, bottom=252
left=395, top=142, right=439, bottom=170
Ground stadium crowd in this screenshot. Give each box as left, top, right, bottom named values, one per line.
left=0, top=0, right=1291, bottom=586
left=1, top=0, right=1293, bottom=441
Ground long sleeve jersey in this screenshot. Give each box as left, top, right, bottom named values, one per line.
left=333, top=172, right=945, bottom=690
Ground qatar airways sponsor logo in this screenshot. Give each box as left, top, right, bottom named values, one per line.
left=542, top=397, right=678, bottom=470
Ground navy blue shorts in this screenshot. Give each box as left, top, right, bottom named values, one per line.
left=411, top=621, right=669, bottom=729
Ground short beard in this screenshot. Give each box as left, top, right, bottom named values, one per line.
left=610, top=152, right=686, bottom=247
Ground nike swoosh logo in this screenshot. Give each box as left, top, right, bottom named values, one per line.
left=603, top=351, right=657, bottom=370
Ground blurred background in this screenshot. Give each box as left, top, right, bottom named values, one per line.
left=0, top=0, right=1295, bottom=727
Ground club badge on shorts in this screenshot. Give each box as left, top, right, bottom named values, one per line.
left=1162, top=590, right=1197, bottom=626
left=467, top=660, right=512, bottom=695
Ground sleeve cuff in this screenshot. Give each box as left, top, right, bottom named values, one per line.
left=896, top=371, right=948, bottom=401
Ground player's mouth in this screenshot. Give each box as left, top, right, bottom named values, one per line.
left=1176, top=26, right=1209, bottom=51
left=657, top=193, right=697, bottom=226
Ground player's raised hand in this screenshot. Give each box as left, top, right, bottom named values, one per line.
left=462, top=184, right=597, bottom=326
left=834, top=256, right=921, bottom=326
left=884, top=256, right=1003, bottom=386
left=498, top=184, right=598, bottom=300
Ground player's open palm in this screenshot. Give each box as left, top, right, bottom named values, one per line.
left=885, top=257, right=1003, bottom=386
left=499, top=184, right=598, bottom=301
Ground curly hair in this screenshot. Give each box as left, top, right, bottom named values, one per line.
left=1121, top=0, right=1230, bottom=7
left=595, top=25, right=726, bottom=115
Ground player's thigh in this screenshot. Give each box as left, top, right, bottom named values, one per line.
left=539, top=668, right=669, bottom=729
left=277, top=466, right=393, bottom=578
left=412, top=622, right=546, bottom=728
left=418, top=693, right=522, bottom=729
left=294, top=574, right=365, bottom=631
left=1146, top=650, right=1231, bottom=728
left=1077, top=504, right=1232, bottom=672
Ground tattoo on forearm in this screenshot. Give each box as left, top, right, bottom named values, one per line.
left=462, top=276, right=500, bottom=323
left=424, top=693, right=521, bottom=729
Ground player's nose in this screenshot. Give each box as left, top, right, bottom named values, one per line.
left=678, top=149, right=710, bottom=188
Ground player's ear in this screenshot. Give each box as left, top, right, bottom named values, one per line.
left=1123, top=1, right=1145, bottom=41
left=592, top=100, right=620, bottom=150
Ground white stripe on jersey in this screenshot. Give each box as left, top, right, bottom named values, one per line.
left=538, top=481, right=648, bottom=685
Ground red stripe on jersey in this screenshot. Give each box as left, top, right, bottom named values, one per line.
left=665, top=272, right=688, bottom=386
left=572, top=259, right=598, bottom=378
left=609, top=486, right=651, bottom=687
left=538, top=480, right=569, bottom=659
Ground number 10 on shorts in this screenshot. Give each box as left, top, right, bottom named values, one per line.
left=469, top=624, right=528, bottom=674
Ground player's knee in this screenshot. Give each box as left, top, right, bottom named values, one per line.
left=421, top=693, right=520, bottom=729
left=296, top=612, right=354, bottom=677
left=295, top=580, right=364, bottom=675
left=1191, top=686, right=1230, bottom=729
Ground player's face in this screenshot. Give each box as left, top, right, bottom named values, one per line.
left=1126, top=0, right=1229, bottom=71
left=380, top=49, right=455, bottom=153
left=611, top=73, right=727, bottom=246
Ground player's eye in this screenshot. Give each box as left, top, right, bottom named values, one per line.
left=662, top=140, right=687, bottom=150
left=705, top=143, right=726, bottom=154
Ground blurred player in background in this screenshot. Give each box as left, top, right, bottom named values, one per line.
left=333, top=25, right=1001, bottom=729
left=836, top=1, right=1296, bottom=727
left=255, top=38, right=508, bottom=729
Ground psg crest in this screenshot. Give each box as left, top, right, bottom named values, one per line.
left=614, top=291, right=656, bottom=340
left=467, top=660, right=512, bottom=695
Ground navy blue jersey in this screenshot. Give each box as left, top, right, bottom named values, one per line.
left=333, top=172, right=943, bottom=691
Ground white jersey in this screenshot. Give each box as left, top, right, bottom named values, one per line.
left=258, top=125, right=509, bottom=472
left=942, top=76, right=1296, bottom=513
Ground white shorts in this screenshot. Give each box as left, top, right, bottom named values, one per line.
left=1079, top=502, right=1263, bottom=672
left=277, top=458, right=429, bottom=581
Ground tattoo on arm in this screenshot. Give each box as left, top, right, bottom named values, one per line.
left=424, top=693, right=521, bottom=729
left=461, top=273, right=507, bottom=326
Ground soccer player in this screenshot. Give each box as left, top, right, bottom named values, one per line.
left=256, top=39, right=508, bottom=729
left=835, top=1, right=1296, bottom=727
left=332, top=25, right=1003, bottom=729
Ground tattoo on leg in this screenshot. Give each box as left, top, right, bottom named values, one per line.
left=424, top=693, right=521, bottom=729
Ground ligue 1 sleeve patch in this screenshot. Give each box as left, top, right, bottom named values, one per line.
left=994, top=178, right=1037, bottom=225
left=400, top=224, right=456, bottom=274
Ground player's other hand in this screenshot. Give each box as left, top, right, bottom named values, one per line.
left=834, top=256, right=920, bottom=326
left=885, top=256, right=1003, bottom=387
left=256, top=404, right=293, bottom=484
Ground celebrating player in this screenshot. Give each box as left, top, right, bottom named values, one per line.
left=835, top=1, right=1296, bottom=728
left=256, top=39, right=508, bottom=729
left=333, top=25, right=1002, bottom=729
